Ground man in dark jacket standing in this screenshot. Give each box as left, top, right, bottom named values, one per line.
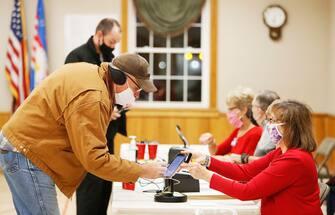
left=65, top=18, right=124, bottom=215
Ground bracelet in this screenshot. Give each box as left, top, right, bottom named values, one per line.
left=241, top=153, right=250, bottom=164
left=245, top=155, right=250, bottom=163
left=241, top=153, right=246, bottom=164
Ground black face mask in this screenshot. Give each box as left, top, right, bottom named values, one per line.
left=100, top=42, right=115, bottom=62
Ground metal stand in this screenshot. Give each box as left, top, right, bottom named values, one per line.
left=154, top=178, right=187, bottom=203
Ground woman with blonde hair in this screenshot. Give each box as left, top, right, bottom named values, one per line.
left=184, top=100, right=322, bottom=215
left=200, top=87, right=262, bottom=158
left=230, top=90, right=280, bottom=164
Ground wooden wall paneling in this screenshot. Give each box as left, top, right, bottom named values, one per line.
left=160, top=117, right=176, bottom=143
left=209, top=113, right=233, bottom=144
left=312, top=113, right=327, bottom=145
left=114, top=109, right=224, bottom=155
left=325, top=115, right=335, bottom=174
left=184, top=118, right=208, bottom=144
left=326, top=115, right=335, bottom=137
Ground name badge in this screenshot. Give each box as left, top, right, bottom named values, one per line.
left=231, top=137, right=237, bottom=147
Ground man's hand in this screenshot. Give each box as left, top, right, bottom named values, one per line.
left=139, top=162, right=166, bottom=179
left=110, top=106, right=121, bottom=120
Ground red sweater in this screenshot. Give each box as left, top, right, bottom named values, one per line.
left=209, top=148, right=322, bottom=215
left=215, top=126, right=262, bottom=156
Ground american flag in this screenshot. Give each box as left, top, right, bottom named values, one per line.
left=30, top=0, right=48, bottom=90
left=4, top=0, right=30, bottom=110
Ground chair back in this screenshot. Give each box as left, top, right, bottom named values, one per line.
left=319, top=181, right=330, bottom=205
left=315, top=138, right=335, bottom=157
left=314, top=138, right=335, bottom=177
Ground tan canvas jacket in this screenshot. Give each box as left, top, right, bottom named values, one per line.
left=2, top=62, right=142, bottom=197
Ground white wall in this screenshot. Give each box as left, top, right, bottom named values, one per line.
left=0, top=0, right=120, bottom=111
left=217, top=0, right=331, bottom=113
left=329, top=0, right=335, bottom=115
left=46, top=0, right=121, bottom=71
left=0, top=0, right=15, bottom=111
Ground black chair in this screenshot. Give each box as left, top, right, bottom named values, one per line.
left=326, top=176, right=335, bottom=215
left=314, top=138, right=335, bottom=181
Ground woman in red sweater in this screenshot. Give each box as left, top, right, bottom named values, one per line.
left=199, top=87, right=262, bottom=159
left=184, top=100, right=322, bottom=215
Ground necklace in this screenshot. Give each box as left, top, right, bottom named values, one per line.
left=231, top=137, right=238, bottom=147
left=231, top=121, right=255, bottom=147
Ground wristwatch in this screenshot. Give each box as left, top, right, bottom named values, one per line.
left=200, top=155, right=211, bottom=167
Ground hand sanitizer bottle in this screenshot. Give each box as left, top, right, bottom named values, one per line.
left=128, top=135, right=137, bottom=162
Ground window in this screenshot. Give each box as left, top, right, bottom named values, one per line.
left=127, top=0, right=210, bottom=108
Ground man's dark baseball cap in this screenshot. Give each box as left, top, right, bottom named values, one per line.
left=111, top=53, right=157, bottom=93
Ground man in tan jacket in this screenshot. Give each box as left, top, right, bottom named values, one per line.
left=0, top=53, right=166, bottom=215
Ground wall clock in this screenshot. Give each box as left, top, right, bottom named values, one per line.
left=263, top=5, right=287, bottom=41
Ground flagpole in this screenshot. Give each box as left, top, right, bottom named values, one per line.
left=20, top=0, right=30, bottom=96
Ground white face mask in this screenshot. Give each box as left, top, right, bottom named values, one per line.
left=115, top=86, right=136, bottom=108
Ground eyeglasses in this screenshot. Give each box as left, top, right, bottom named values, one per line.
left=267, top=117, right=284, bottom=125
left=227, top=106, right=238, bottom=111
left=125, top=73, right=141, bottom=91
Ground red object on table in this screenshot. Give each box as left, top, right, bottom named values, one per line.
left=136, top=142, right=146, bottom=160
left=122, top=182, right=135, bottom=190
left=148, top=142, right=158, bottom=160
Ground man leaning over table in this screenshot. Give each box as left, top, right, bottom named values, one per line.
left=65, top=18, right=128, bottom=215
left=0, top=53, right=166, bottom=215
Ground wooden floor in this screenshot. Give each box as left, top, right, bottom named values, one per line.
left=0, top=173, right=112, bottom=215
left=0, top=173, right=328, bottom=215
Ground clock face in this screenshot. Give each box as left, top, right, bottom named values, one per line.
left=263, top=6, right=287, bottom=28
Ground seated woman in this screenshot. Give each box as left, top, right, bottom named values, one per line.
left=184, top=100, right=322, bottom=215
left=199, top=87, right=262, bottom=159
left=231, top=90, right=280, bottom=164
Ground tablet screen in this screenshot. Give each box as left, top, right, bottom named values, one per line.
left=164, top=154, right=186, bottom=178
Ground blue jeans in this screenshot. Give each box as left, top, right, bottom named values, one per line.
left=0, top=147, right=60, bottom=214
